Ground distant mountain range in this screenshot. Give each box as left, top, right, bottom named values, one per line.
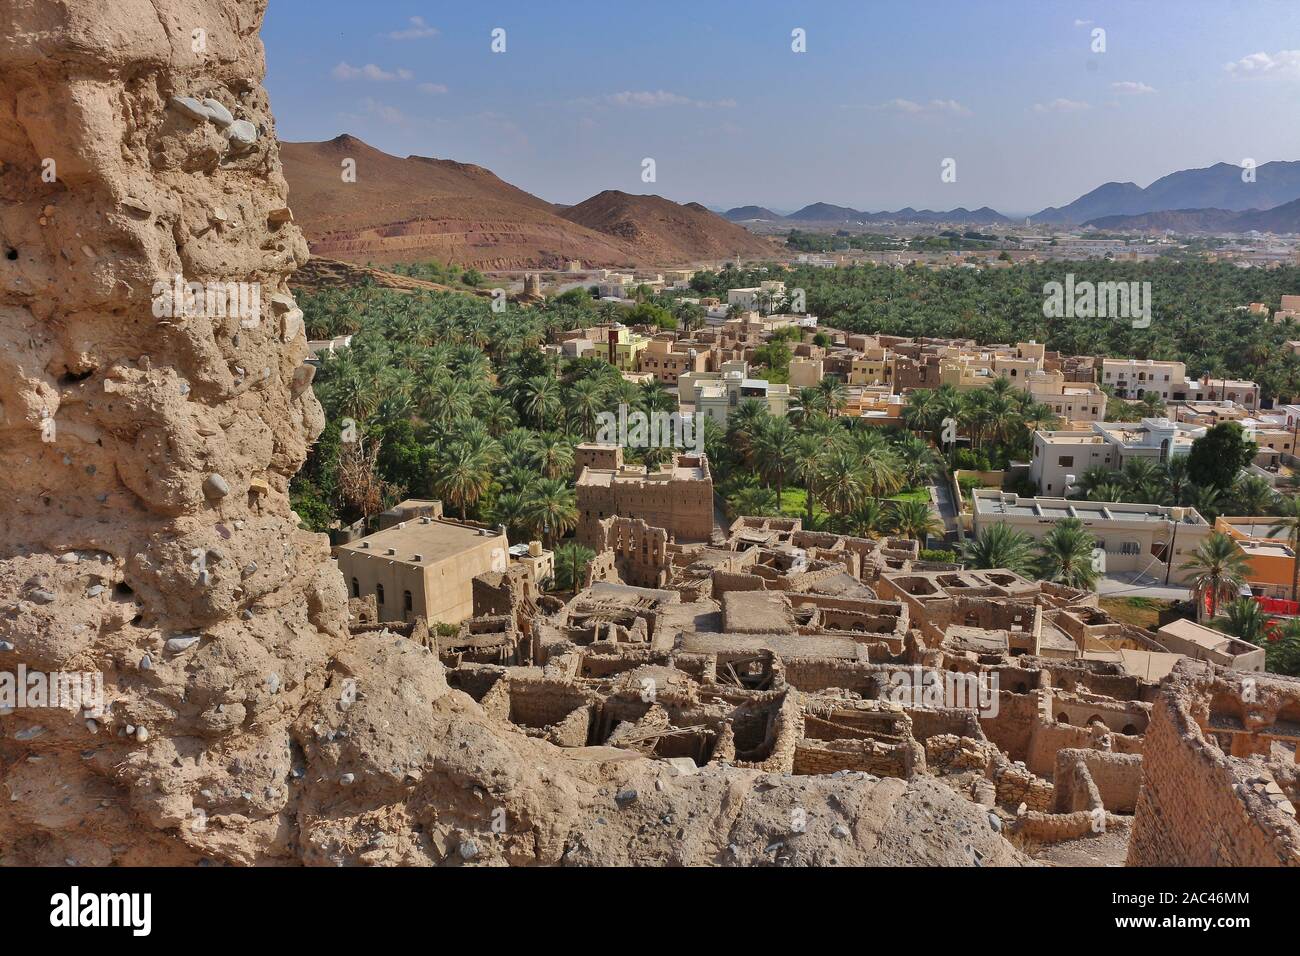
left=723, top=159, right=1300, bottom=233
left=1083, top=195, right=1300, bottom=234
left=1032, top=160, right=1300, bottom=224
left=724, top=203, right=1011, bottom=225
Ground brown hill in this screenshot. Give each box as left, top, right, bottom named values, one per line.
left=561, top=190, right=777, bottom=262
left=280, top=135, right=636, bottom=270
left=281, top=136, right=776, bottom=270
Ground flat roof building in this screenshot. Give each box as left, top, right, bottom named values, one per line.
left=971, top=490, right=1213, bottom=585
left=577, top=453, right=715, bottom=547
left=337, top=517, right=509, bottom=626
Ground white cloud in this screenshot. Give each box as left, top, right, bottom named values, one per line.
left=860, top=98, right=971, bottom=116
left=386, top=16, right=438, bottom=40
left=1111, top=81, right=1156, bottom=94
left=332, top=62, right=413, bottom=82
left=1225, top=50, right=1300, bottom=77
left=577, top=90, right=737, bottom=109
left=1033, top=98, right=1091, bottom=113
left=417, top=82, right=449, bottom=95
left=1073, top=18, right=1092, bottom=27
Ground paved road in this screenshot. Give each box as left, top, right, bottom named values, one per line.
left=930, top=482, right=958, bottom=533
left=1096, top=571, right=1191, bottom=602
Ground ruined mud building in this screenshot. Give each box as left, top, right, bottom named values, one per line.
left=352, top=513, right=1300, bottom=864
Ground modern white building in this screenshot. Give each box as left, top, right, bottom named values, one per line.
left=1030, top=418, right=1207, bottom=495
left=970, top=490, right=1213, bottom=585
left=681, top=361, right=792, bottom=425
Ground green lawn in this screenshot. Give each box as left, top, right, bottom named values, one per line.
left=730, top=486, right=928, bottom=520
left=888, top=487, right=931, bottom=504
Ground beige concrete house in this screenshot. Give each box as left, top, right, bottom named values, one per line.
left=336, top=518, right=509, bottom=626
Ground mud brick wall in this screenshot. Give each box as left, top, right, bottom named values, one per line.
left=1128, top=676, right=1300, bottom=866
left=781, top=657, right=877, bottom=694
left=792, top=738, right=912, bottom=777
left=978, top=691, right=1041, bottom=762
left=1056, top=749, right=1143, bottom=813
left=993, top=761, right=1054, bottom=812
left=1026, top=719, right=1098, bottom=778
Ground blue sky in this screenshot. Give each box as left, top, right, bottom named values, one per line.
left=263, top=0, right=1300, bottom=216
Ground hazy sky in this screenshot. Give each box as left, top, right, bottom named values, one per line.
left=263, top=0, right=1300, bottom=216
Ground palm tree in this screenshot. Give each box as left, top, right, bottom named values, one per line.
left=431, top=442, right=493, bottom=519
left=1036, top=517, right=1099, bottom=590
left=1212, top=598, right=1267, bottom=646
left=902, top=389, right=938, bottom=434
left=553, top=541, right=595, bottom=592
left=730, top=483, right=780, bottom=517
left=726, top=400, right=771, bottom=467
left=793, top=432, right=830, bottom=523
left=816, top=375, right=849, bottom=417
left=818, top=449, right=867, bottom=516
left=895, top=434, right=938, bottom=487
left=489, top=491, right=530, bottom=542
left=523, top=477, right=578, bottom=547
left=519, top=375, right=562, bottom=429
left=1075, top=465, right=1117, bottom=498
left=893, top=499, right=943, bottom=543
left=752, top=417, right=797, bottom=506
left=481, top=394, right=518, bottom=437
left=1231, top=475, right=1275, bottom=516
left=1186, top=483, right=1224, bottom=522
left=1180, top=531, right=1251, bottom=621
left=1160, top=456, right=1192, bottom=505
left=958, top=523, right=1036, bottom=576
left=856, top=446, right=904, bottom=498
left=1089, top=481, right=1127, bottom=503
left=531, top=432, right=575, bottom=480
left=566, top=378, right=609, bottom=440
left=1268, top=494, right=1300, bottom=602
left=841, top=498, right=895, bottom=538
left=1121, top=457, right=1161, bottom=491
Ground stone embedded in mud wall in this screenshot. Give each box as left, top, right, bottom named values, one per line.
left=0, top=0, right=347, bottom=865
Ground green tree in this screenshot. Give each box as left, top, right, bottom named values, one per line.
left=958, top=523, right=1036, bottom=576
left=553, top=542, right=596, bottom=592
left=1212, top=598, right=1267, bottom=646
left=1035, top=517, right=1099, bottom=590
left=1180, top=531, right=1251, bottom=621
left=892, top=499, right=943, bottom=542
left=1186, top=422, right=1258, bottom=491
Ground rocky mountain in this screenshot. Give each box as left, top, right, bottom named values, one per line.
left=560, top=190, right=778, bottom=262
left=1033, top=160, right=1300, bottom=224
left=723, top=205, right=786, bottom=221
left=281, top=137, right=777, bottom=269
left=783, top=203, right=1010, bottom=225
left=1084, top=195, right=1300, bottom=234
left=281, top=136, right=636, bottom=270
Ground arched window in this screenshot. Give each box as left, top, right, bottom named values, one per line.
left=351, top=578, right=360, bottom=599
left=404, top=590, right=413, bottom=613
left=376, top=584, right=385, bottom=605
